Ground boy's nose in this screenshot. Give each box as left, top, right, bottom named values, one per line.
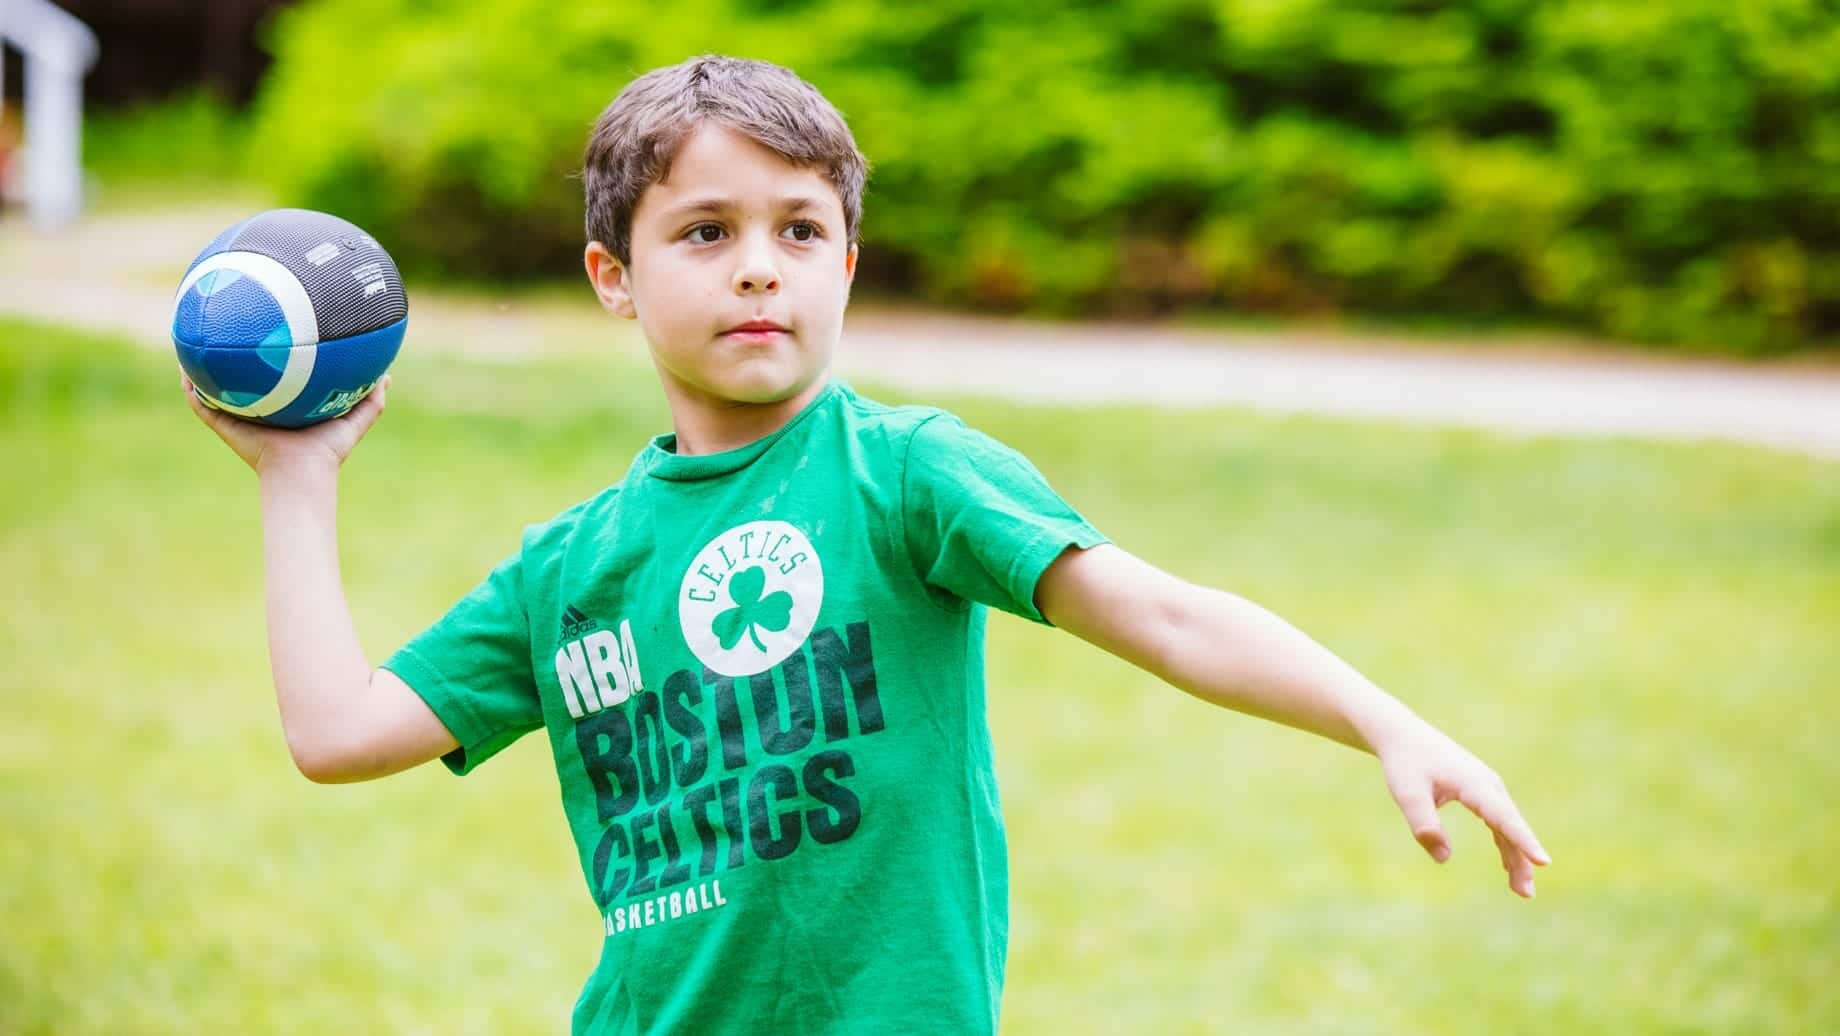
left=733, top=239, right=781, bottom=294
left=734, top=266, right=781, bottom=294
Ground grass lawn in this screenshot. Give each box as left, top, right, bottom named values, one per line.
left=2, top=316, right=1836, bottom=1034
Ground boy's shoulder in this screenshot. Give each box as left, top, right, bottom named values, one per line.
left=833, top=382, right=980, bottom=459
left=837, top=384, right=1040, bottom=475
left=834, top=381, right=950, bottom=430
left=506, top=452, right=648, bottom=561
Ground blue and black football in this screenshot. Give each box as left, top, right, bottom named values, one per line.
left=172, top=209, right=408, bottom=427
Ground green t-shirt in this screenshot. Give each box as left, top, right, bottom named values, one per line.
left=383, top=380, right=1107, bottom=1034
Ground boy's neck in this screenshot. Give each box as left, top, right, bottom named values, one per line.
left=663, top=374, right=833, bottom=456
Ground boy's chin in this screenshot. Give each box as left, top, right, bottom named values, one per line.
left=706, top=363, right=829, bottom=407
left=719, top=375, right=822, bottom=406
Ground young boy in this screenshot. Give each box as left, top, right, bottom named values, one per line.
left=187, top=54, right=1549, bottom=1035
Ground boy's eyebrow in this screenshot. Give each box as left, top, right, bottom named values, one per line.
left=660, top=195, right=829, bottom=220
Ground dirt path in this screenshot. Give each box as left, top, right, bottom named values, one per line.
left=6, top=202, right=1838, bottom=460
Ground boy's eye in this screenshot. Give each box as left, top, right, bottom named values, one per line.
left=684, top=221, right=822, bottom=244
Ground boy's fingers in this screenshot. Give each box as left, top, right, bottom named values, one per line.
left=1493, top=827, right=1535, bottom=898
left=182, top=378, right=218, bottom=422
left=1395, top=784, right=1450, bottom=862
left=187, top=389, right=236, bottom=436
left=343, top=380, right=388, bottom=432
left=1464, top=786, right=1551, bottom=868
left=181, top=374, right=213, bottom=415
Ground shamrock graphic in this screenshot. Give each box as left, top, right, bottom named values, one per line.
left=713, top=565, right=793, bottom=652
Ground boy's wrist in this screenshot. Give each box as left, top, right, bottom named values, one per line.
left=1346, top=691, right=1425, bottom=757
left=257, top=449, right=341, bottom=492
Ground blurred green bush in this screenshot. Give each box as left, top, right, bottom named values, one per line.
left=247, top=0, right=1840, bottom=352
left=85, top=90, right=249, bottom=191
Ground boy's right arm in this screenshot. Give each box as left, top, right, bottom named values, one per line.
left=186, top=377, right=459, bottom=783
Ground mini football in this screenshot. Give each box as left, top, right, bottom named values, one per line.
left=172, top=208, right=408, bottom=427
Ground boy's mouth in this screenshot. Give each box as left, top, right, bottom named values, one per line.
left=723, top=319, right=789, bottom=335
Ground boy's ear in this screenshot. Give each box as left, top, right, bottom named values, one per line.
left=584, top=241, right=637, bottom=319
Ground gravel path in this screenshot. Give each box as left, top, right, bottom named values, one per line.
left=6, top=202, right=1838, bottom=460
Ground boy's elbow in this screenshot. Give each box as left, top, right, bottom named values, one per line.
left=287, top=732, right=363, bottom=784
left=289, top=742, right=340, bottom=784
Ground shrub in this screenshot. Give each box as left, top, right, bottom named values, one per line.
left=84, top=90, right=249, bottom=190
left=247, top=0, right=1840, bottom=352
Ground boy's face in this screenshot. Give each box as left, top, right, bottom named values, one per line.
left=585, top=123, right=858, bottom=410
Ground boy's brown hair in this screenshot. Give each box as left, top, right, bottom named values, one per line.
left=583, top=55, right=870, bottom=268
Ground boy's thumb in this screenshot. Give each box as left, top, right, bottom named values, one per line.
left=1397, top=786, right=1451, bottom=862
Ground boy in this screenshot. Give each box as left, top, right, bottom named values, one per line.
left=187, top=55, right=1549, bottom=1035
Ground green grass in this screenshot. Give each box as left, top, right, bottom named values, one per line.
left=2, top=316, right=1836, bottom=1034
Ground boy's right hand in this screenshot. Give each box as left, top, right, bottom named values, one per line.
left=184, top=374, right=391, bottom=476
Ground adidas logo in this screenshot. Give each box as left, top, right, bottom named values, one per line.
left=561, top=604, right=600, bottom=639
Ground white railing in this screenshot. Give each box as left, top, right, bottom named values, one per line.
left=0, top=0, right=100, bottom=229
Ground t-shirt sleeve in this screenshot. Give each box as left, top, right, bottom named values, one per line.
left=902, top=413, right=1109, bottom=624
left=381, top=551, right=543, bottom=776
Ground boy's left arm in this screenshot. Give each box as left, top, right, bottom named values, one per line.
left=1036, top=543, right=1552, bottom=898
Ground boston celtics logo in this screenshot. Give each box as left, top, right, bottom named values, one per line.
left=679, top=520, right=824, bottom=677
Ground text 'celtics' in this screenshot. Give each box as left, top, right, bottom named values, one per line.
left=556, top=620, right=885, bottom=915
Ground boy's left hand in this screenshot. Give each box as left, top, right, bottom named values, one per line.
left=1374, top=718, right=1551, bottom=898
